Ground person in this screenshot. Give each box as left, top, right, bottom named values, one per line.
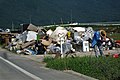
left=92, top=30, right=106, bottom=57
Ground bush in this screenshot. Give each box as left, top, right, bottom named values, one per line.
left=43, top=56, right=54, bottom=63
left=45, top=56, right=120, bottom=80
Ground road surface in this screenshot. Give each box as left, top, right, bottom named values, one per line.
left=0, top=49, right=86, bottom=80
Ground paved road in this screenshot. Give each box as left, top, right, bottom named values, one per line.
left=0, top=49, right=86, bottom=80
left=0, top=57, right=34, bottom=80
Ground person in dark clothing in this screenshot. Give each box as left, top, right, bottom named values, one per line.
left=35, top=40, right=46, bottom=54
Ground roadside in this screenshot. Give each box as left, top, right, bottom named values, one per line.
left=0, top=47, right=89, bottom=80
left=75, top=48, right=120, bottom=57
left=1, top=47, right=120, bottom=63
left=0, top=47, right=120, bottom=80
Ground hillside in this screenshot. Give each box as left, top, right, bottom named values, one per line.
left=0, top=0, right=120, bottom=28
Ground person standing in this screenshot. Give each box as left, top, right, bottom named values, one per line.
left=92, top=30, right=106, bottom=57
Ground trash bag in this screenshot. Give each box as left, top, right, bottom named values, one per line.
left=49, top=42, right=74, bottom=54
left=49, top=44, right=61, bottom=54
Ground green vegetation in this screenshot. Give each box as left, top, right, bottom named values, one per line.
left=45, top=26, right=58, bottom=31
left=108, top=33, right=120, bottom=40
left=44, top=56, right=120, bottom=80
left=0, top=0, right=120, bottom=28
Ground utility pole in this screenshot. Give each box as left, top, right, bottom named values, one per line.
left=11, top=21, right=14, bottom=31
left=60, top=18, right=63, bottom=24
left=70, top=10, right=73, bottom=23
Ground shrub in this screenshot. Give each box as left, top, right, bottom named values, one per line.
left=43, top=56, right=54, bottom=63
left=45, top=56, right=120, bottom=80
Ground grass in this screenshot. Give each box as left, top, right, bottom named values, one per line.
left=108, top=33, right=120, bottom=40
left=44, top=56, right=120, bottom=80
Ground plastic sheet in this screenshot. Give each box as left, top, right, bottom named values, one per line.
left=26, top=31, right=37, bottom=41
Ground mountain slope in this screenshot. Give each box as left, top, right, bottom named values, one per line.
left=0, top=0, right=120, bottom=28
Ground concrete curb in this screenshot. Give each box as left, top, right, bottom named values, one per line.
left=38, top=66, right=98, bottom=80
left=64, top=70, right=98, bottom=80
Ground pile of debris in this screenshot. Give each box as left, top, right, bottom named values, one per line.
left=0, top=24, right=117, bottom=57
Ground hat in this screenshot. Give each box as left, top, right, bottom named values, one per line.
left=100, top=30, right=106, bottom=38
